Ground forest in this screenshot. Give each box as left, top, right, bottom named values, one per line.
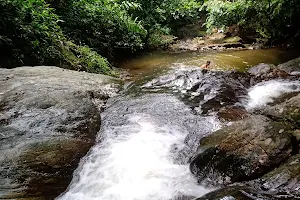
left=1, top=0, right=299, bottom=75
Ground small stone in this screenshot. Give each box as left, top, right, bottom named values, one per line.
left=292, top=130, right=300, bottom=140
left=264, top=138, right=272, bottom=145
left=279, top=129, right=284, bottom=134
left=225, top=176, right=231, bottom=183
left=279, top=108, right=284, bottom=113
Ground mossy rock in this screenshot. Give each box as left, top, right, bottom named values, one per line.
left=262, top=92, right=300, bottom=128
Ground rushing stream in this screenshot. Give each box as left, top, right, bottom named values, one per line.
left=57, top=48, right=300, bottom=200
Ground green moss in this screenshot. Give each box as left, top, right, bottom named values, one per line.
left=200, top=126, right=232, bottom=148
left=224, top=36, right=242, bottom=43
left=60, top=41, right=117, bottom=76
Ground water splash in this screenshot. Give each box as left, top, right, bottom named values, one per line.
left=57, top=94, right=217, bottom=200
left=243, top=79, right=300, bottom=110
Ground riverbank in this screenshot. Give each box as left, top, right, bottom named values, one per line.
left=167, top=31, right=272, bottom=53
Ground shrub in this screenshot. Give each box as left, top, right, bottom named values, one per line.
left=0, top=0, right=113, bottom=75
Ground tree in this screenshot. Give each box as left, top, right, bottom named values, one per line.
left=203, top=0, right=300, bottom=44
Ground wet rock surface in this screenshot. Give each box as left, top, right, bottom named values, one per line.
left=262, top=92, right=300, bottom=127
left=0, top=66, right=120, bottom=199
left=142, top=68, right=250, bottom=114
left=217, top=106, right=249, bottom=122
left=254, top=153, right=300, bottom=197
left=248, top=57, right=300, bottom=85
left=197, top=153, right=300, bottom=200
left=195, top=185, right=265, bottom=200
left=191, top=57, right=300, bottom=199
left=190, top=115, right=294, bottom=185
left=278, top=56, right=300, bottom=75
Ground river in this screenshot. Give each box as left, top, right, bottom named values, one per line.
left=56, top=48, right=300, bottom=200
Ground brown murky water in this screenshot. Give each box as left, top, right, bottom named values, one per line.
left=119, top=48, right=300, bottom=80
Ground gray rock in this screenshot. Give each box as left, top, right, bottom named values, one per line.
left=195, top=185, right=263, bottom=200
left=247, top=63, right=275, bottom=77
left=0, top=66, right=121, bottom=199
left=247, top=63, right=291, bottom=85
left=143, top=69, right=250, bottom=114
left=278, top=56, right=300, bottom=75
left=190, top=115, right=294, bottom=185
left=262, top=92, right=300, bottom=127
left=256, top=153, right=300, bottom=197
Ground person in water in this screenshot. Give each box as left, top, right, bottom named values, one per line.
left=201, top=61, right=211, bottom=69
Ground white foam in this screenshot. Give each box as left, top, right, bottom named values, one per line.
left=243, top=79, right=300, bottom=110
left=57, top=115, right=211, bottom=200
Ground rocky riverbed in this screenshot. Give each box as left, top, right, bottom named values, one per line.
left=189, top=57, right=300, bottom=199
left=1, top=55, right=300, bottom=200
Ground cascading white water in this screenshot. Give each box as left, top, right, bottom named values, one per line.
left=57, top=94, right=219, bottom=200
left=243, top=79, right=300, bottom=110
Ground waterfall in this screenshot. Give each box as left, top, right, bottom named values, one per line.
left=57, top=94, right=219, bottom=200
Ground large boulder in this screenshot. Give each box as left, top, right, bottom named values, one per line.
left=143, top=69, right=250, bottom=114
left=278, top=56, right=300, bottom=75
left=0, top=66, right=121, bottom=199
left=247, top=63, right=290, bottom=85
left=247, top=63, right=275, bottom=77
left=247, top=57, right=300, bottom=85
left=190, top=115, right=294, bottom=185
left=262, top=92, right=300, bottom=128
left=255, top=153, right=300, bottom=197
left=196, top=153, right=300, bottom=200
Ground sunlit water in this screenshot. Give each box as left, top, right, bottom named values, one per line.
left=119, top=48, right=299, bottom=80
left=57, top=48, right=299, bottom=200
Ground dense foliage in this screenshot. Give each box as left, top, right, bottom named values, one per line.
left=48, top=0, right=202, bottom=55
left=127, top=0, right=202, bottom=40
left=203, top=0, right=300, bottom=44
left=56, top=0, right=147, bottom=59
left=0, top=0, right=112, bottom=74
left=1, top=0, right=299, bottom=75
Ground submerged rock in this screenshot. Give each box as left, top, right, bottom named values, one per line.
left=190, top=115, right=294, bottom=185
left=0, top=66, right=120, bottom=199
